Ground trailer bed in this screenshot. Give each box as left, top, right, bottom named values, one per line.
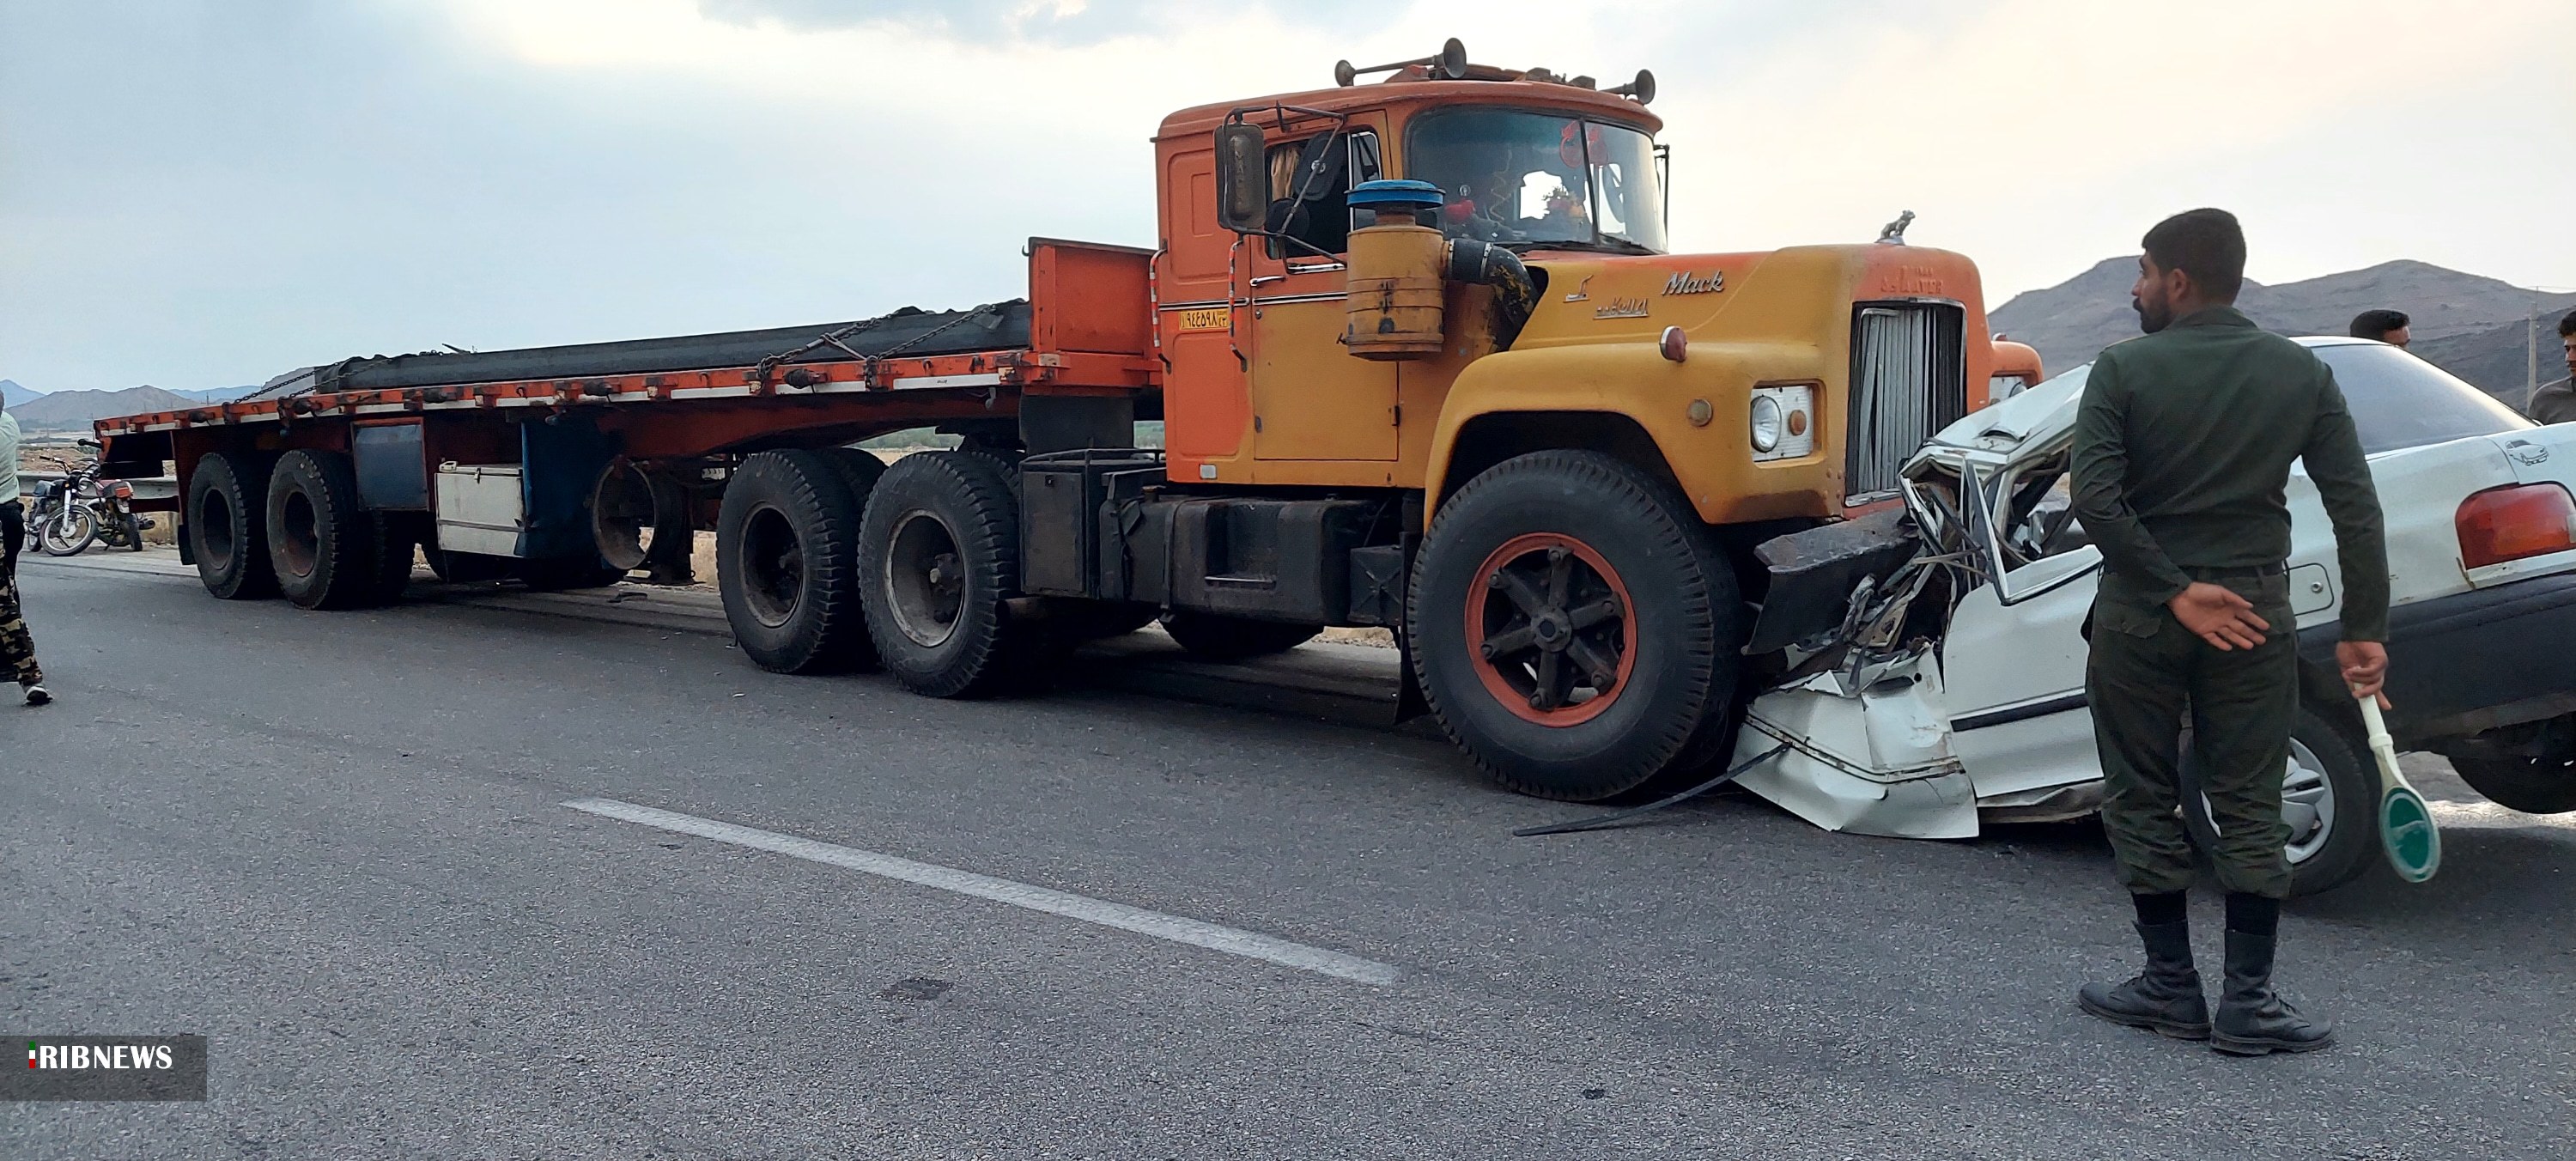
left=96, top=239, right=1157, bottom=461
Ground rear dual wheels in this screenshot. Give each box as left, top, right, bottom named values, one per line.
left=856, top=451, right=1032, bottom=698
left=187, top=449, right=421, bottom=610
left=715, top=449, right=876, bottom=674
left=265, top=450, right=395, bottom=610
left=1410, top=451, right=1743, bottom=802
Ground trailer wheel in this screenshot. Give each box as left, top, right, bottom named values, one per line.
left=264, top=450, right=379, bottom=611
left=715, top=449, right=872, bottom=673
left=823, top=447, right=889, bottom=504
left=1410, top=450, right=1740, bottom=802
left=858, top=450, right=1030, bottom=697
left=362, top=513, right=423, bottom=603
left=1160, top=611, right=1320, bottom=660
left=186, top=451, right=279, bottom=600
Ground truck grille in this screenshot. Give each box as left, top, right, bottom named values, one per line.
left=1845, top=302, right=1967, bottom=503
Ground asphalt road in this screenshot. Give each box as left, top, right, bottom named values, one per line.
left=4, top=556, right=2572, bottom=1158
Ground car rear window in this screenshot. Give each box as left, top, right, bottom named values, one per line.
left=2312, top=342, right=2534, bottom=455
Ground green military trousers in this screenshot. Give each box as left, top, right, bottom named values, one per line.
left=2085, top=572, right=2298, bottom=899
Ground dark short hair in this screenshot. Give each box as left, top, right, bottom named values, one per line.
left=2350, top=309, right=2409, bottom=339
left=2142, top=208, right=2246, bottom=301
left=2561, top=308, right=2576, bottom=338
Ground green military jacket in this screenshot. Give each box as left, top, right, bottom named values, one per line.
left=2069, top=305, right=2390, bottom=642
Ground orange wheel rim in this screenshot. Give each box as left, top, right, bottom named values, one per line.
left=1464, top=532, right=1637, bottom=726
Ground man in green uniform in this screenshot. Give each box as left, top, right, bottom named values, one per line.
left=2069, top=209, right=2389, bottom=1055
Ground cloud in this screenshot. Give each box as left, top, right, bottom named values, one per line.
left=0, top=0, right=2566, bottom=394
left=690, top=0, right=1383, bottom=44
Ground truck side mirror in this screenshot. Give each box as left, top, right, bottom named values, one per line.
left=1214, top=125, right=1267, bottom=234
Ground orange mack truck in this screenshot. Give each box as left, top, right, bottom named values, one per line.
left=96, top=40, right=2016, bottom=802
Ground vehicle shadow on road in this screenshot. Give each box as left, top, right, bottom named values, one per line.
left=2296, top=824, right=2576, bottom=928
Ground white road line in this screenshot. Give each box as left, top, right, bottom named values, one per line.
left=563, top=798, right=1402, bottom=986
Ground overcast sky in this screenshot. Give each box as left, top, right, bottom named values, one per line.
left=3, top=0, right=2567, bottom=392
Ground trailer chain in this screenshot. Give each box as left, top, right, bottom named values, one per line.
left=1510, top=742, right=1791, bottom=837
left=859, top=302, right=1007, bottom=390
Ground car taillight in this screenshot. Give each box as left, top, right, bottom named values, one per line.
left=2457, top=483, right=2576, bottom=569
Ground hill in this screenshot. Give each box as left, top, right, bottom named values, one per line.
left=1990, top=258, right=2576, bottom=404
left=173, top=386, right=260, bottom=404
left=0, top=380, right=39, bottom=408
left=9, top=386, right=197, bottom=433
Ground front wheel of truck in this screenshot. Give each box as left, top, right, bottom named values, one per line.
left=1410, top=450, right=1741, bottom=802
left=715, top=449, right=872, bottom=674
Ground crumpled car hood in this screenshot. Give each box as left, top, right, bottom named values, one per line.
left=1907, top=363, right=2092, bottom=477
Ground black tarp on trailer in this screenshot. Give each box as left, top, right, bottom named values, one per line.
left=246, top=301, right=1033, bottom=401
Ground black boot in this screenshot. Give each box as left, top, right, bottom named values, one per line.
left=2211, top=927, right=2334, bottom=1055
left=2078, top=921, right=2209, bottom=1039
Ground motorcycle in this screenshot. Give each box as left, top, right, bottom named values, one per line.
left=31, top=440, right=152, bottom=556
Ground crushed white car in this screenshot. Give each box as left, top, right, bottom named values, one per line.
left=1734, top=338, right=2576, bottom=895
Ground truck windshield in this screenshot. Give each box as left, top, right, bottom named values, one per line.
left=1406, top=108, right=1667, bottom=254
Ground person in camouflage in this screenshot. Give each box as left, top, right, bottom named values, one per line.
left=1, top=395, right=52, bottom=705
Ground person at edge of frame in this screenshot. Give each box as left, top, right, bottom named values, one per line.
left=0, top=392, right=54, bottom=706
left=2069, top=208, right=2389, bottom=1056
left=2528, top=308, right=2576, bottom=425
left=2346, top=308, right=2409, bottom=349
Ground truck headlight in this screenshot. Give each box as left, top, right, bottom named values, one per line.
left=1749, top=395, right=1783, bottom=453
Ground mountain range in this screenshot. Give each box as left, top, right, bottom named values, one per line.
left=7, top=386, right=199, bottom=433
left=1990, top=258, right=2576, bottom=407
left=8, top=258, right=2567, bottom=429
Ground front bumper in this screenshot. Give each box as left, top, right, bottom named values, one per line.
left=2300, top=570, right=2576, bottom=743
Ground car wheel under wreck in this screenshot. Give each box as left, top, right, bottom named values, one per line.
left=2441, top=714, right=2576, bottom=814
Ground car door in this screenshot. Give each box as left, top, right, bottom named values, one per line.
left=1925, top=453, right=2107, bottom=799
left=1940, top=545, right=2105, bottom=799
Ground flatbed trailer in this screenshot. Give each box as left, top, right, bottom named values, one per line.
left=100, top=39, right=2014, bottom=803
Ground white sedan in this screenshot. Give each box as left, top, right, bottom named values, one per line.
left=1735, top=337, right=2576, bottom=896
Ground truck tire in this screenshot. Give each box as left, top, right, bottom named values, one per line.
left=1160, top=611, right=1320, bottom=660
left=2443, top=716, right=2576, bottom=813
left=186, top=451, right=278, bottom=600
left=264, top=450, right=380, bottom=611
left=858, top=450, right=1030, bottom=697
left=823, top=447, right=889, bottom=504
left=715, top=449, right=872, bottom=674
left=363, top=513, right=422, bottom=603
left=2181, top=706, right=2378, bottom=897
left=1409, top=450, right=1741, bottom=801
